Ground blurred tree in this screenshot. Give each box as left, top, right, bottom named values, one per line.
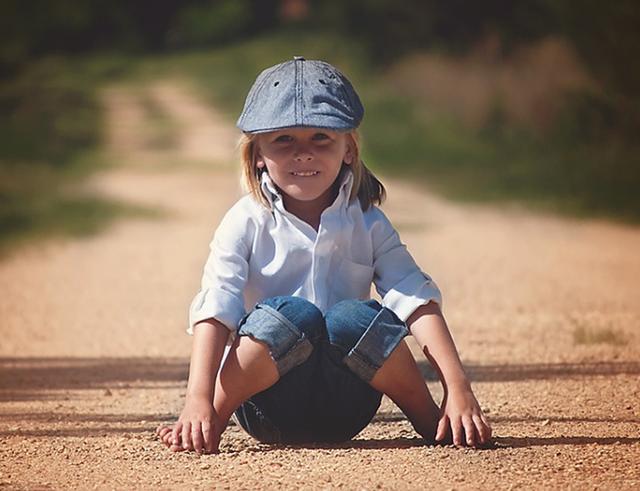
left=311, top=0, right=555, bottom=62
left=548, top=0, right=640, bottom=99
left=167, top=0, right=253, bottom=47
left=0, top=0, right=279, bottom=72
left=541, top=0, right=640, bottom=140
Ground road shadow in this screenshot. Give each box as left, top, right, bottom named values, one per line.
left=490, top=415, right=640, bottom=424
left=239, top=434, right=640, bottom=453
left=495, top=435, right=640, bottom=447
left=2, top=357, right=639, bottom=402
left=240, top=437, right=430, bottom=452
left=0, top=357, right=189, bottom=401
left=417, top=360, right=640, bottom=382
left=0, top=425, right=153, bottom=438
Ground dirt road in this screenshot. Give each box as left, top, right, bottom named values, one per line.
left=1, top=81, right=639, bottom=490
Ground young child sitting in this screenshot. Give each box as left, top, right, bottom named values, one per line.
left=157, top=57, right=491, bottom=453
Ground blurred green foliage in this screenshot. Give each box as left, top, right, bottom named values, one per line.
left=169, top=0, right=255, bottom=47
left=1, top=62, right=99, bottom=167
left=0, top=0, right=278, bottom=72
left=312, top=0, right=555, bottom=61
left=0, top=56, right=156, bottom=251
left=548, top=1, right=640, bottom=100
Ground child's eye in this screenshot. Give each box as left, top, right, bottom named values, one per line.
left=273, top=135, right=293, bottom=143
left=312, top=133, right=330, bottom=141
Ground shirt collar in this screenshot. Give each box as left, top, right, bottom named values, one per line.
left=259, top=167, right=355, bottom=212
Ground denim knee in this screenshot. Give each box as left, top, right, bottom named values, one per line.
left=325, top=299, right=408, bottom=382
left=259, top=296, right=325, bottom=343
left=238, top=296, right=325, bottom=376
left=325, top=299, right=382, bottom=352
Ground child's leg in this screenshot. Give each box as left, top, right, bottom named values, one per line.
left=212, top=333, right=280, bottom=426
left=214, top=296, right=326, bottom=443
left=157, top=332, right=279, bottom=451
left=156, top=332, right=278, bottom=451
left=325, top=300, right=440, bottom=442
left=161, top=296, right=324, bottom=449
left=369, top=338, right=440, bottom=440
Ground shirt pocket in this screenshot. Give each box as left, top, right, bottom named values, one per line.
left=330, top=256, right=375, bottom=305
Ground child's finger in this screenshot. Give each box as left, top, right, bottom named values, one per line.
left=157, top=427, right=172, bottom=446
left=473, top=414, right=491, bottom=443
left=171, top=422, right=183, bottom=446
left=162, top=431, right=174, bottom=446
left=451, top=417, right=464, bottom=447
left=170, top=443, right=186, bottom=453
left=481, top=414, right=492, bottom=436
left=462, top=415, right=476, bottom=447
left=435, top=415, right=449, bottom=442
left=181, top=421, right=193, bottom=450
left=192, top=423, right=205, bottom=454
left=201, top=420, right=214, bottom=454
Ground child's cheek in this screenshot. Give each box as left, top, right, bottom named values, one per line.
left=267, top=148, right=290, bottom=161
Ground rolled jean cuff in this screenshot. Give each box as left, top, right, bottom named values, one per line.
left=343, top=307, right=409, bottom=382
left=237, top=304, right=313, bottom=376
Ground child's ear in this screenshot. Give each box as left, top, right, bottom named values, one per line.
left=343, top=145, right=354, bottom=165
left=256, top=149, right=266, bottom=169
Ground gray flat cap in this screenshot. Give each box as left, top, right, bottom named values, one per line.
left=237, top=57, right=364, bottom=133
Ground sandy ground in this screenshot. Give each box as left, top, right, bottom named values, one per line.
left=1, top=80, right=639, bottom=490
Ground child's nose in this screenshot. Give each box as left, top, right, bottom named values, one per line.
left=293, top=144, right=313, bottom=161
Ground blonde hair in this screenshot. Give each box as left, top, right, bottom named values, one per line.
left=238, top=130, right=385, bottom=211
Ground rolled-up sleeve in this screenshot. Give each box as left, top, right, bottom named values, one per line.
left=370, top=208, right=442, bottom=321
left=188, top=203, right=253, bottom=334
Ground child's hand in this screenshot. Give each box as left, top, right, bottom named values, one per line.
left=436, top=384, right=492, bottom=447
left=156, top=395, right=223, bottom=454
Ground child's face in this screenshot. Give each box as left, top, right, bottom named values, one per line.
left=256, top=127, right=353, bottom=207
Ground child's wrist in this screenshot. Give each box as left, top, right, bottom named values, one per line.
left=443, top=376, right=472, bottom=392
left=185, top=390, right=214, bottom=403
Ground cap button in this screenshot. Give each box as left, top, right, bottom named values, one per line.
left=293, top=56, right=305, bottom=61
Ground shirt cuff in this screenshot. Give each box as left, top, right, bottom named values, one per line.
left=188, top=288, right=245, bottom=335
left=381, top=271, right=443, bottom=322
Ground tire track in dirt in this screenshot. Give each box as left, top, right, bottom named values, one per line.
left=0, top=81, right=639, bottom=490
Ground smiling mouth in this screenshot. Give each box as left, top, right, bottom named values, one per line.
left=290, top=171, right=319, bottom=176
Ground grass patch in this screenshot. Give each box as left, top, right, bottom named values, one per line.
left=0, top=54, right=162, bottom=252
left=0, top=160, right=162, bottom=255
left=0, top=194, right=162, bottom=256
left=573, top=326, right=627, bottom=346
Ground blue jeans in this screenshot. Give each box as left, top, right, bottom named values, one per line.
left=233, top=296, right=409, bottom=444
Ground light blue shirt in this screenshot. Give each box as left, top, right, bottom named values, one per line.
left=188, top=170, right=442, bottom=333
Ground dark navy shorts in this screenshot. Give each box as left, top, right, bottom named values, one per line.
left=232, top=296, right=408, bottom=444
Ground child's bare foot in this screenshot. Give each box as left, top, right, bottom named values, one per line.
left=156, top=423, right=186, bottom=452
left=155, top=419, right=225, bottom=454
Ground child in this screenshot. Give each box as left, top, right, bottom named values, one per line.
left=157, top=57, right=491, bottom=454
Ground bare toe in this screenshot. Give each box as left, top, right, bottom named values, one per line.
left=170, top=443, right=185, bottom=453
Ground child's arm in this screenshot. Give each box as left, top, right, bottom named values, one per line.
left=170, top=319, right=229, bottom=454
left=407, top=301, right=492, bottom=447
